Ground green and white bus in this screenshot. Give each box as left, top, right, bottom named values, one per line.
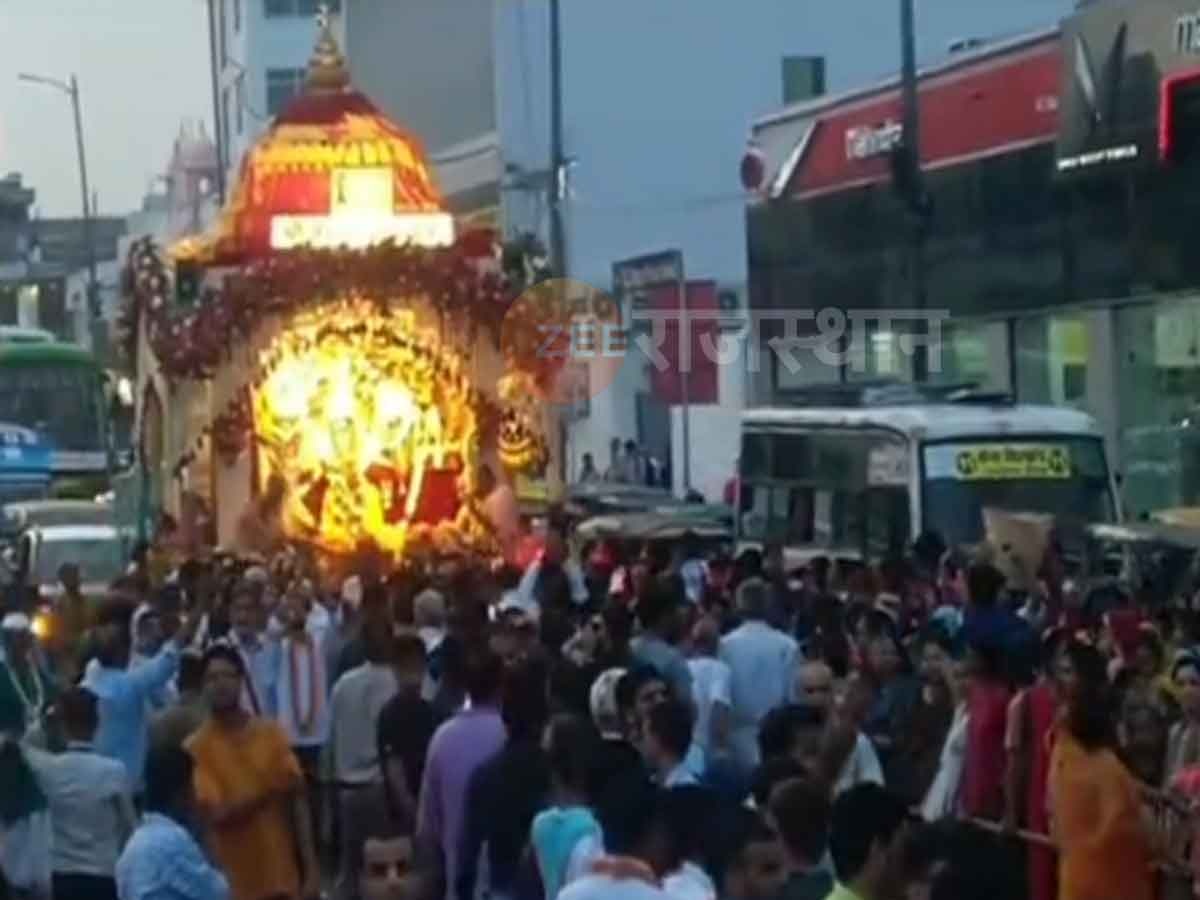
left=0, top=331, right=117, bottom=496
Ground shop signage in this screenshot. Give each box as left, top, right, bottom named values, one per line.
left=1056, top=0, right=1200, bottom=177
left=612, top=250, right=684, bottom=320
left=612, top=251, right=684, bottom=296
left=845, top=121, right=903, bottom=161
left=1176, top=10, right=1200, bottom=54
left=1056, top=25, right=1142, bottom=173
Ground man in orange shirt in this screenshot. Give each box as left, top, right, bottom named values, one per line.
left=187, top=644, right=320, bottom=900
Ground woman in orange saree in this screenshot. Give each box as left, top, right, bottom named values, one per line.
left=1048, top=638, right=1156, bottom=900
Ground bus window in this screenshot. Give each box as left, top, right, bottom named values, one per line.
left=738, top=429, right=910, bottom=551
left=741, top=432, right=770, bottom=479
left=774, top=435, right=811, bottom=479
left=865, top=487, right=911, bottom=557
left=0, top=366, right=104, bottom=453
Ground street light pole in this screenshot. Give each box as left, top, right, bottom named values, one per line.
left=18, top=72, right=99, bottom=323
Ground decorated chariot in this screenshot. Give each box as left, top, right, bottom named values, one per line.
left=120, top=15, right=565, bottom=564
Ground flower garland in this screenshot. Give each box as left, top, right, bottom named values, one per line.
left=5, top=657, right=44, bottom=727
left=119, top=230, right=544, bottom=383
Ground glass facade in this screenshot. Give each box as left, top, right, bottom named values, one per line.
left=1116, top=299, right=1200, bottom=517
left=1015, top=314, right=1090, bottom=411
left=746, top=45, right=1200, bottom=519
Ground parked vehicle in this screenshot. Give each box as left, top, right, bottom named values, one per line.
left=1, top=499, right=113, bottom=538
left=14, top=523, right=125, bottom=602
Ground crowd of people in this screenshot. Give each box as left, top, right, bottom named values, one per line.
left=0, top=519, right=1199, bottom=900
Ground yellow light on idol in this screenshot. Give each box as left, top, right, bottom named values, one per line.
left=252, top=300, right=485, bottom=559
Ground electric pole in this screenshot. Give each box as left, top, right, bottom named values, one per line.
left=548, top=0, right=570, bottom=484
left=898, top=0, right=930, bottom=382
left=548, top=0, right=566, bottom=278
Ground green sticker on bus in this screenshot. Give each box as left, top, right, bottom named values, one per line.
left=953, top=444, right=1070, bottom=481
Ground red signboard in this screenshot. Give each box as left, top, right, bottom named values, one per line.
left=640, top=281, right=719, bottom=406
left=786, top=38, right=1061, bottom=198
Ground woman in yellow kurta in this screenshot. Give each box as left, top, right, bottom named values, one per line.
left=1048, top=638, right=1156, bottom=900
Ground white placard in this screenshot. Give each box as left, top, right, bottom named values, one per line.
left=270, top=212, right=455, bottom=251
left=868, top=444, right=909, bottom=486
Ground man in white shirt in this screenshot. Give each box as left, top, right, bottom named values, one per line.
left=719, top=578, right=798, bottom=771
left=677, top=533, right=708, bottom=605
left=17, top=686, right=136, bottom=900
left=275, top=586, right=333, bottom=856
left=329, top=618, right=399, bottom=900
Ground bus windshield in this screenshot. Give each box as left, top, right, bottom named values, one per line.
left=921, top=436, right=1116, bottom=547
left=738, top=429, right=912, bottom=557
left=0, top=365, right=105, bottom=453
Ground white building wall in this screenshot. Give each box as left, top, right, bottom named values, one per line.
left=670, top=332, right=747, bottom=501
left=218, top=0, right=325, bottom=184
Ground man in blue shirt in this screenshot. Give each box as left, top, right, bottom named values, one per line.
left=83, top=599, right=200, bottom=791
left=116, top=744, right=228, bottom=900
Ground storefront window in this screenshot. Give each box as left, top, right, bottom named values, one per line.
left=846, top=324, right=914, bottom=382
left=1015, top=314, right=1089, bottom=410
left=1116, top=300, right=1200, bottom=517
left=937, top=321, right=1010, bottom=391
left=773, top=342, right=840, bottom=391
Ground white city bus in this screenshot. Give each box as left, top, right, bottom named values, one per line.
left=736, top=384, right=1121, bottom=562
